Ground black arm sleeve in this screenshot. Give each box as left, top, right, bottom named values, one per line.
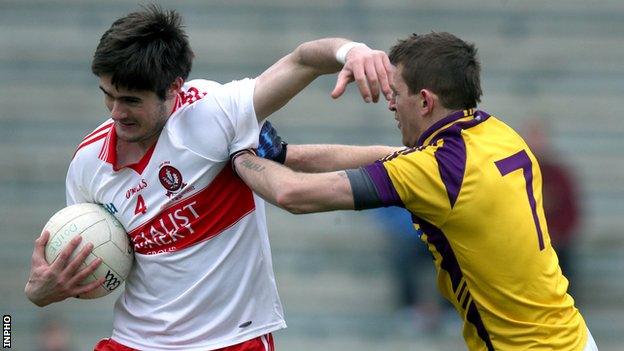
left=345, top=168, right=384, bottom=210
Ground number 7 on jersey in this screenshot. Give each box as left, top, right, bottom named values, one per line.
left=495, top=150, right=545, bottom=250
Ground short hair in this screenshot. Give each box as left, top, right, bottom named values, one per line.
left=91, top=4, right=194, bottom=100
left=389, top=32, right=482, bottom=109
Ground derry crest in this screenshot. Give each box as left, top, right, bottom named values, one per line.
left=158, top=161, right=187, bottom=198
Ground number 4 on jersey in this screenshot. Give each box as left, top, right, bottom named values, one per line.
left=134, top=194, right=147, bottom=215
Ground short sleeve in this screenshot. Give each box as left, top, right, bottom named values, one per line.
left=222, top=78, right=260, bottom=154
left=65, top=158, right=91, bottom=206
left=372, top=146, right=453, bottom=226
left=169, top=78, right=260, bottom=161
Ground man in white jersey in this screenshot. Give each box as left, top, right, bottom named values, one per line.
left=23, top=4, right=397, bottom=351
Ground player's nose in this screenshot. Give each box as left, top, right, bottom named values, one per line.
left=110, top=102, right=128, bottom=120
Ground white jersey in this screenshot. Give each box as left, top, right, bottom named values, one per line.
left=66, top=78, right=286, bottom=350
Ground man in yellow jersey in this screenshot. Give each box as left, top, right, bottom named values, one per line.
left=232, top=32, right=598, bottom=350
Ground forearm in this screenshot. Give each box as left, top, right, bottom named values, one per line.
left=254, top=38, right=352, bottom=120
left=285, top=144, right=401, bottom=172
left=255, top=37, right=392, bottom=120
left=294, top=38, right=351, bottom=75
left=234, top=154, right=291, bottom=207
left=234, top=153, right=354, bottom=213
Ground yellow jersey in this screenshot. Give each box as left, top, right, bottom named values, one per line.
left=353, top=109, right=587, bottom=350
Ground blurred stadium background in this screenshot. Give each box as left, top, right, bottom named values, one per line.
left=1, top=0, right=623, bottom=350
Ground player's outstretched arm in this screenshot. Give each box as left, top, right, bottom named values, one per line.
left=24, top=230, right=104, bottom=307
left=232, top=150, right=355, bottom=214
left=258, top=121, right=401, bottom=172
left=285, top=144, right=400, bottom=172
left=253, top=38, right=393, bottom=121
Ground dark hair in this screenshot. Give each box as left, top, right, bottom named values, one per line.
left=389, top=32, right=482, bottom=109
left=91, top=4, right=194, bottom=100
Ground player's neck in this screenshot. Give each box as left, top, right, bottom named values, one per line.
left=116, top=133, right=160, bottom=168
left=421, top=107, right=460, bottom=134
left=434, top=107, right=460, bottom=122
left=115, top=100, right=174, bottom=168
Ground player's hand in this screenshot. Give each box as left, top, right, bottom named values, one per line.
left=257, top=121, right=287, bottom=164
left=24, top=230, right=104, bottom=307
left=331, top=44, right=395, bottom=103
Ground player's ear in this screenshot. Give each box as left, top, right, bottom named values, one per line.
left=167, top=77, right=184, bottom=99
left=418, top=89, right=435, bottom=115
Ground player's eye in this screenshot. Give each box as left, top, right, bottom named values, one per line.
left=123, top=98, right=141, bottom=105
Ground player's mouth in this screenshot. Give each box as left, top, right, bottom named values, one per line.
left=115, top=120, right=139, bottom=132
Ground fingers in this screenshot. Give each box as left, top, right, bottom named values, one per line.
left=332, top=48, right=394, bottom=103
left=331, top=70, right=353, bottom=99
left=382, top=53, right=395, bottom=82
left=363, top=61, right=380, bottom=103
left=25, top=233, right=103, bottom=305
left=68, top=256, right=102, bottom=287
left=50, top=235, right=83, bottom=270
left=31, top=230, right=50, bottom=265
left=376, top=55, right=394, bottom=101
left=361, top=51, right=394, bottom=102
left=76, top=276, right=106, bottom=297
left=64, top=242, right=95, bottom=277
left=351, top=60, right=372, bottom=103
left=66, top=246, right=104, bottom=298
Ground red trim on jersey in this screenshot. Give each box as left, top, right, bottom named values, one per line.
left=171, top=85, right=209, bottom=116
left=99, top=125, right=156, bottom=175
left=171, top=94, right=181, bottom=115
left=73, top=133, right=108, bottom=158
left=83, top=121, right=114, bottom=142
left=73, top=123, right=114, bottom=158
left=127, top=143, right=156, bottom=174
left=129, top=165, right=255, bottom=255
left=99, top=126, right=112, bottom=161
left=100, top=125, right=116, bottom=164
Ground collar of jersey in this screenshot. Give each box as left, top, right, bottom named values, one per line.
left=103, top=124, right=157, bottom=174
left=417, top=108, right=477, bottom=147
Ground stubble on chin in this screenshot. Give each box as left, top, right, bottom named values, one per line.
left=121, top=103, right=169, bottom=144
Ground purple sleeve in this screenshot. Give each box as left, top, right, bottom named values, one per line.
left=363, top=161, right=404, bottom=206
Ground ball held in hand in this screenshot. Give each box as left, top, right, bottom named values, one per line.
left=43, top=203, right=133, bottom=299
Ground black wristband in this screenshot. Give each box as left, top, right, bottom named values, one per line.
left=275, top=141, right=288, bottom=164
left=230, top=148, right=257, bottom=175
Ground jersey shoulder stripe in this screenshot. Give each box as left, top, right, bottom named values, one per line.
left=73, top=121, right=113, bottom=158
left=428, top=111, right=490, bottom=207
left=380, top=147, right=419, bottom=162
left=98, top=128, right=111, bottom=161
left=82, top=120, right=114, bottom=142
left=171, top=79, right=216, bottom=114
left=417, top=108, right=476, bottom=146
